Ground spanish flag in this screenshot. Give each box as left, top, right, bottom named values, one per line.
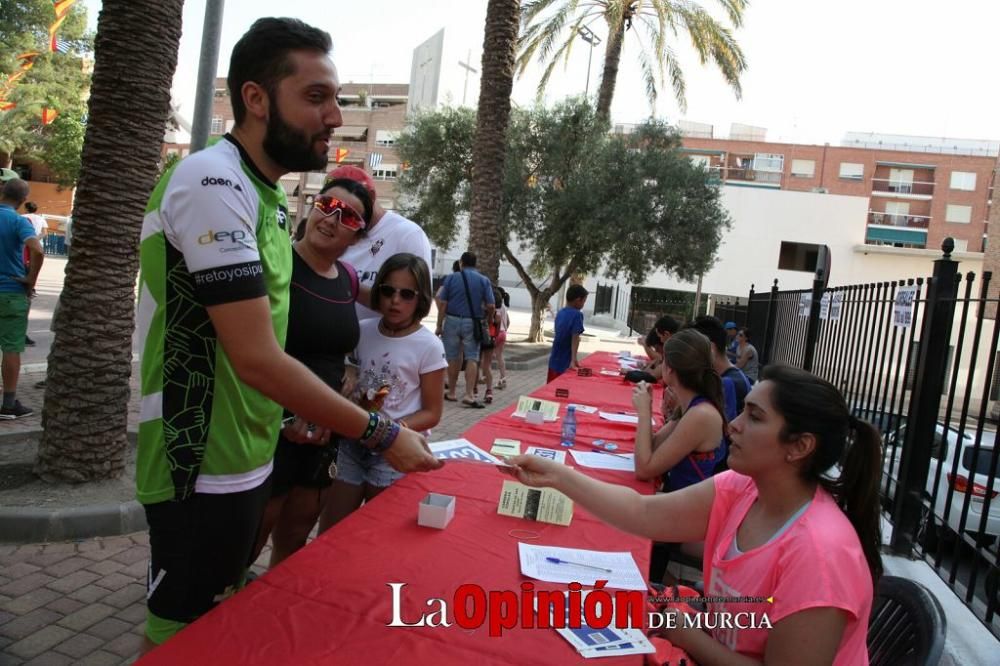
left=334, top=148, right=349, bottom=163
left=53, top=0, right=78, bottom=20
left=41, top=108, right=58, bottom=125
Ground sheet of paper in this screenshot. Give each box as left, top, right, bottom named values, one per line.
left=568, top=403, right=598, bottom=414
left=599, top=369, right=620, bottom=377
left=525, top=446, right=567, bottom=464
left=511, top=396, right=561, bottom=421
left=518, top=543, right=647, bottom=591
left=537, top=590, right=653, bottom=656
left=497, top=481, right=573, bottom=526
left=430, top=439, right=504, bottom=464
left=598, top=411, right=639, bottom=425
left=569, top=450, right=635, bottom=472
left=618, top=357, right=641, bottom=369
left=490, top=438, right=522, bottom=457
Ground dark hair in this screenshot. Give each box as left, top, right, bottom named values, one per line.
left=739, top=328, right=752, bottom=341
left=371, top=253, right=433, bottom=323
left=654, top=315, right=680, bottom=336
left=566, top=284, right=589, bottom=302
left=1, top=179, right=29, bottom=204
left=688, top=315, right=728, bottom=355
left=645, top=328, right=663, bottom=351
left=228, top=18, right=332, bottom=125
left=501, top=287, right=510, bottom=308
left=460, top=251, right=477, bottom=268
left=493, top=286, right=504, bottom=308
left=319, top=178, right=374, bottom=232
left=294, top=217, right=308, bottom=241
left=451, top=260, right=461, bottom=273
left=663, top=329, right=726, bottom=427
left=761, top=364, right=883, bottom=585
left=24, top=201, right=37, bottom=213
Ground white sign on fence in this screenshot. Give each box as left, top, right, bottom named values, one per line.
left=829, top=292, right=844, bottom=321
left=820, top=293, right=830, bottom=320
left=798, top=293, right=812, bottom=318
left=893, top=286, right=918, bottom=328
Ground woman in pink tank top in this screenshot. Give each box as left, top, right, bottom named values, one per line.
left=508, top=365, right=883, bottom=665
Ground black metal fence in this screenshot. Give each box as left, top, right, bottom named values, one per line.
left=749, top=239, right=1000, bottom=638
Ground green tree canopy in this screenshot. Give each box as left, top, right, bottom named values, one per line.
left=397, top=98, right=730, bottom=339
left=0, top=0, right=91, bottom=168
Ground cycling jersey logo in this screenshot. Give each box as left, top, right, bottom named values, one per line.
left=277, top=205, right=288, bottom=230
left=198, top=229, right=256, bottom=253
left=201, top=176, right=243, bottom=192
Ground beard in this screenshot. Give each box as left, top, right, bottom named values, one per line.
left=262, top=99, right=330, bottom=172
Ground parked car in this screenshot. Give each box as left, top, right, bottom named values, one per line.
left=860, top=408, right=1000, bottom=541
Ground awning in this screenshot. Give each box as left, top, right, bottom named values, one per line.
left=866, top=226, right=928, bottom=244
left=334, top=125, right=367, bottom=138
left=875, top=160, right=937, bottom=170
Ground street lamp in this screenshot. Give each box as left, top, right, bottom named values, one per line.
left=578, top=26, right=602, bottom=96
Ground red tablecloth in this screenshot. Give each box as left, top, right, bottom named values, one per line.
left=139, top=352, right=658, bottom=665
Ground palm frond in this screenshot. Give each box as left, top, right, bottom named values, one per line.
left=631, top=29, right=660, bottom=112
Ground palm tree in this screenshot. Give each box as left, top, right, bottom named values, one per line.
left=517, top=0, right=748, bottom=120
left=468, top=0, right=521, bottom=283
left=34, top=0, right=184, bottom=482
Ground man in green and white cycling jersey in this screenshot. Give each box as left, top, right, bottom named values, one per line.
left=136, top=17, right=441, bottom=650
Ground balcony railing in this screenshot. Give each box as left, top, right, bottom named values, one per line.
left=871, top=177, right=935, bottom=197
left=867, top=211, right=931, bottom=229
left=706, top=165, right=783, bottom=187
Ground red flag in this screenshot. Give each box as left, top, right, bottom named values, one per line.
left=0, top=102, right=16, bottom=112
left=335, top=148, right=349, bottom=163
left=53, top=0, right=78, bottom=19
left=41, top=108, right=58, bottom=125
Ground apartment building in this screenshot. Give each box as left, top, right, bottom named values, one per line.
left=209, top=78, right=408, bottom=218
left=680, top=127, right=998, bottom=253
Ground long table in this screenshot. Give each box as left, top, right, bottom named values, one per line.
left=139, top=352, right=660, bottom=665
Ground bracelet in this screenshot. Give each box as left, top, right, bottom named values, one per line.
left=361, top=412, right=379, bottom=441
left=372, top=421, right=400, bottom=454
left=360, top=413, right=401, bottom=453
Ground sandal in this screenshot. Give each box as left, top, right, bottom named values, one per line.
left=462, top=399, right=486, bottom=409
left=444, top=394, right=458, bottom=402
left=484, top=389, right=494, bottom=404
left=495, top=378, right=507, bottom=390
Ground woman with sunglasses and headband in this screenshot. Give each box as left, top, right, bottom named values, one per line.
left=320, top=252, right=447, bottom=530
left=252, top=178, right=372, bottom=568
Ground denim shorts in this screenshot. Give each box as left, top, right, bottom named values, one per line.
left=335, top=439, right=404, bottom=488
left=442, top=315, right=479, bottom=361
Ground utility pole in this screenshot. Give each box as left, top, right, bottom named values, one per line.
left=578, top=26, right=601, bottom=96
left=189, top=0, right=225, bottom=153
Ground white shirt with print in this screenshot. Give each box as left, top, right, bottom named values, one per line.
left=341, top=211, right=433, bottom=321
left=355, top=319, right=447, bottom=425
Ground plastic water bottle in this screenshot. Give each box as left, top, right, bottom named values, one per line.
left=560, top=405, right=577, bottom=447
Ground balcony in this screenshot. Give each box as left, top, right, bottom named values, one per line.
left=867, top=211, right=930, bottom=229
left=707, top=165, right=782, bottom=188
left=871, top=177, right=935, bottom=199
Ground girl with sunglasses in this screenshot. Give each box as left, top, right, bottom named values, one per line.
left=320, top=253, right=447, bottom=530
left=252, top=178, right=371, bottom=568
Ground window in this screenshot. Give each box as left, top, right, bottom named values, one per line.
left=213, top=88, right=228, bottom=98
left=790, top=159, right=815, bottom=177
left=884, top=201, right=910, bottom=226
left=888, top=168, right=914, bottom=194
left=950, top=171, right=977, bottom=191
left=952, top=239, right=969, bottom=252
left=945, top=204, right=972, bottom=224
left=374, top=130, right=400, bottom=147
left=753, top=153, right=784, bottom=173
left=839, top=162, right=864, bottom=180
left=689, top=155, right=711, bottom=168
left=778, top=241, right=822, bottom=272
left=210, top=115, right=223, bottom=135
left=373, top=164, right=398, bottom=180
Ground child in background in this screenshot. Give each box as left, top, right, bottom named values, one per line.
left=547, top=284, right=588, bottom=382
left=493, top=287, right=510, bottom=389
left=320, top=253, right=447, bottom=531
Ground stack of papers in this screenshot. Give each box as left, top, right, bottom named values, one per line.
left=491, top=439, right=521, bottom=457
left=511, top=396, right=561, bottom=421
left=568, top=450, right=635, bottom=472
left=598, top=411, right=639, bottom=425
left=430, top=439, right=503, bottom=464
left=518, top=543, right=647, bottom=590
left=538, top=590, right=655, bottom=658
left=498, top=481, right=573, bottom=526
left=568, top=403, right=598, bottom=414
left=525, top=446, right=568, bottom=464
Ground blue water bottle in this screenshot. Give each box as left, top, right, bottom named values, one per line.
left=560, top=405, right=577, bottom=447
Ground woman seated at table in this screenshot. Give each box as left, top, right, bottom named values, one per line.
left=508, top=365, right=881, bottom=665
left=632, top=329, right=726, bottom=489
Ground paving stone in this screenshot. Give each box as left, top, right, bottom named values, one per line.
left=0, top=609, right=15, bottom=624
left=129, top=533, right=149, bottom=546
left=0, top=573, right=56, bottom=597
left=44, top=597, right=85, bottom=616
left=24, top=552, right=74, bottom=568
left=0, top=575, right=10, bottom=588
left=0, top=608, right=61, bottom=641
left=0, top=562, right=40, bottom=579
left=78, top=546, right=127, bottom=562
left=43, top=557, right=94, bottom=578
left=96, top=536, right=134, bottom=551
left=75, top=541, right=103, bottom=553
left=102, top=584, right=145, bottom=610
left=2, top=588, right=61, bottom=614
left=24, top=651, right=75, bottom=666
left=102, top=631, right=142, bottom=659
left=5, top=625, right=74, bottom=659
left=119, top=560, right=147, bottom=579
left=113, top=603, right=146, bottom=624
left=46, top=570, right=101, bottom=594
left=0, top=545, right=18, bottom=557
left=67, top=584, right=112, bottom=604
left=56, top=602, right=116, bottom=632
left=109, top=548, right=147, bottom=567
left=13, top=545, right=41, bottom=559
left=36, top=543, right=75, bottom=555
left=87, top=616, right=132, bottom=641
left=52, top=632, right=104, bottom=659
left=94, top=573, right=133, bottom=591
left=76, top=650, right=122, bottom=666
left=85, top=560, right=124, bottom=576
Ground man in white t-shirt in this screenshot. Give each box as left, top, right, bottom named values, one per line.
left=327, top=165, right=433, bottom=320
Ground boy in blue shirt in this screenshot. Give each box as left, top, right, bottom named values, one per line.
left=548, top=284, right=588, bottom=382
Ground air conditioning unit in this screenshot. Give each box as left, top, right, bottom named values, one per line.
left=810, top=187, right=829, bottom=194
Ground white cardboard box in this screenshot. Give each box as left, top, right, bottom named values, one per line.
left=418, top=493, right=456, bottom=529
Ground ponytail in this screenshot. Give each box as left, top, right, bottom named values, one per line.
left=761, top=365, right=884, bottom=586
left=664, top=329, right=728, bottom=429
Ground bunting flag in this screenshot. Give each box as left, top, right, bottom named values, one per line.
left=0, top=1, right=77, bottom=119
left=41, top=108, right=58, bottom=124
left=53, top=0, right=78, bottom=19
left=0, top=102, right=15, bottom=112
left=334, top=148, right=349, bottom=163
left=53, top=38, right=72, bottom=54
left=369, top=152, right=383, bottom=169
left=48, top=14, right=69, bottom=52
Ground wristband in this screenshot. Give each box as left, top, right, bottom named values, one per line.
left=372, top=421, right=400, bottom=453
left=361, top=412, right=379, bottom=441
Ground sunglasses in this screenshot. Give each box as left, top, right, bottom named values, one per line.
left=312, top=196, right=366, bottom=231
left=378, top=285, right=418, bottom=302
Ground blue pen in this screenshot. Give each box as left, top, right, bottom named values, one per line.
left=590, top=448, right=632, bottom=460
left=545, top=556, right=612, bottom=573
